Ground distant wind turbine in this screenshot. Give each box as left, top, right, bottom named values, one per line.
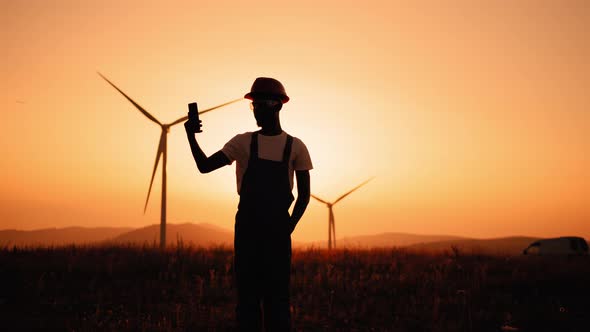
left=98, top=72, right=241, bottom=249
left=311, top=177, right=374, bottom=250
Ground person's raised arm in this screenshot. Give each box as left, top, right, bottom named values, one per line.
left=185, top=119, right=230, bottom=173
left=289, top=170, right=310, bottom=234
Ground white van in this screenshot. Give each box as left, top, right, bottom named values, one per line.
left=523, top=237, right=588, bottom=255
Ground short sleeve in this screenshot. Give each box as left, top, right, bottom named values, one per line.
left=293, top=138, right=313, bottom=171
left=221, top=134, right=248, bottom=164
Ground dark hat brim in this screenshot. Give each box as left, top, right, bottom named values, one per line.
left=244, top=92, right=289, bottom=103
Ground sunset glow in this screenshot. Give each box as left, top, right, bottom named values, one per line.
left=1, top=0, right=588, bottom=242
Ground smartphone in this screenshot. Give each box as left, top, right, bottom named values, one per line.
left=188, top=102, right=202, bottom=133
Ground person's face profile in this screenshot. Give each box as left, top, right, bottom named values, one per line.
left=251, top=97, right=282, bottom=126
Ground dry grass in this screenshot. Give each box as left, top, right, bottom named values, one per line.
left=1, top=244, right=589, bottom=331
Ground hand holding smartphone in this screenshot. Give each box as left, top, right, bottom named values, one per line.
left=187, top=102, right=202, bottom=133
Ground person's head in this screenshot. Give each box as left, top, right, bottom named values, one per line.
left=244, top=77, right=289, bottom=128
left=249, top=96, right=282, bottom=127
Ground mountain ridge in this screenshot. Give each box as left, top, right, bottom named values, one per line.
left=0, top=226, right=134, bottom=246
left=0, top=223, right=559, bottom=254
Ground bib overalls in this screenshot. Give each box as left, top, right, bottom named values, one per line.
left=234, top=132, right=294, bottom=331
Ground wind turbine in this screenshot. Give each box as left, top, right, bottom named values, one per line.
left=98, top=72, right=241, bottom=249
left=311, top=177, right=374, bottom=250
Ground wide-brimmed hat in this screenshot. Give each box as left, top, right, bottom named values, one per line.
left=244, top=77, right=289, bottom=103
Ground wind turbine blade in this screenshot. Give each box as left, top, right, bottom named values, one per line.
left=332, top=177, right=375, bottom=205
left=168, top=115, right=189, bottom=127
left=144, top=131, right=165, bottom=213
left=199, top=98, right=243, bottom=115
left=97, top=72, right=162, bottom=126
left=168, top=98, right=243, bottom=127
left=311, top=194, right=330, bottom=205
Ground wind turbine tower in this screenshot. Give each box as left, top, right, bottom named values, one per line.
left=99, top=73, right=241, bottom=249
left=311, top=177, right=374, bottom=250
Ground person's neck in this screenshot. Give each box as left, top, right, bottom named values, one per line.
left=259, top=122, right=282, bottom=136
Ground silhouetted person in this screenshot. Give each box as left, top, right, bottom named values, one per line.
left=185, top=77, right=313, bottom=331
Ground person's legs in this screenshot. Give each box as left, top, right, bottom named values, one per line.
left=235, top=212, right=263, bottom=331
left=235, top=262, right=261, bottom=331
left=262, top=224, right=292, bottom=332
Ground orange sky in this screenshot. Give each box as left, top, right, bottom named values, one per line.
left=1, top=0, right=589, bottom=242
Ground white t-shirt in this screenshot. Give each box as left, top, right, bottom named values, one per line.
left=221, top=131, right=313, bottom=194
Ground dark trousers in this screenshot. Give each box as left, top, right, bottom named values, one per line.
left=234, top=209, right=292, bottom=332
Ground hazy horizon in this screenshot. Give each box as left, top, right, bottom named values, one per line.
left=0, top=222, right=583, bottom=243
left=1, top=222, right=555, bottom=255
left=2, top=0, right=588, bottom=242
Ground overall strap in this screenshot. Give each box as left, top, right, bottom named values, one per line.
left=249, top=132, right=259, bottom=161
left=282, top=135, right=293, bottom=164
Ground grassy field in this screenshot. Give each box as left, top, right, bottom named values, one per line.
left=1, top=245, right=589, bottom=331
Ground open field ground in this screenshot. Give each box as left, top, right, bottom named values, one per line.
left=1, top=245, right=589, bottom=331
